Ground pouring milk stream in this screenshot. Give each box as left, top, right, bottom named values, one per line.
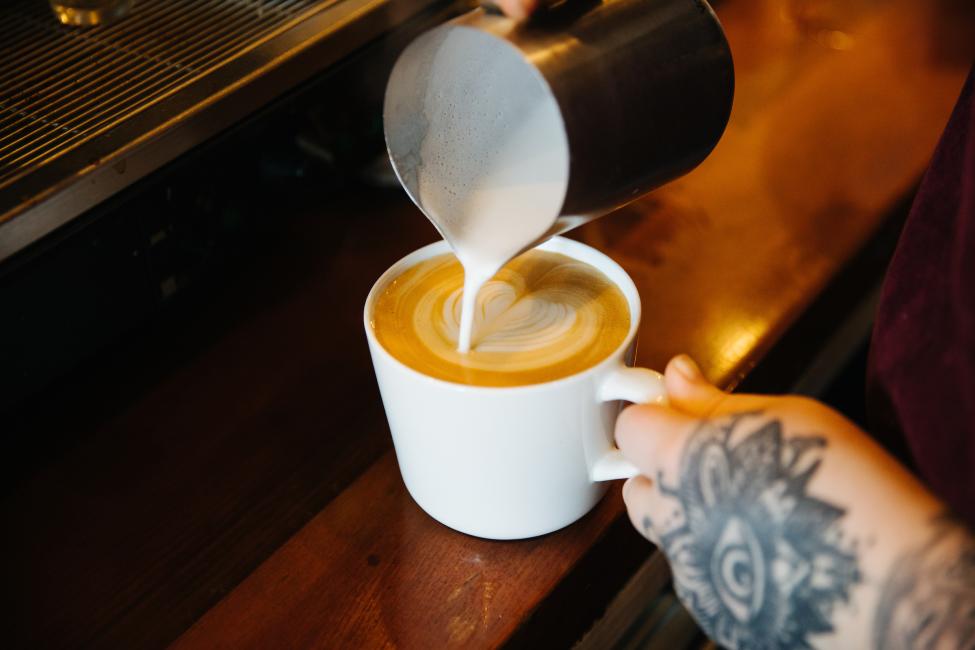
left=383, top=4, right=734, bottom=353
left=384, top=28, right=571, bottom=353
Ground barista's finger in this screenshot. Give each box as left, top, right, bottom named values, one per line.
left=493, top=0, right=536, bottom=20
left=663, top=354, right=726, bottom=416
left=615, top=403, right=695, bottom=479
left=663, top=354, right=770, bottom=418
left=622, top=475, right=664, bottom=545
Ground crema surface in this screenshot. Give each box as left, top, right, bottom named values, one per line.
left=372, top=250, right=630, bottom=386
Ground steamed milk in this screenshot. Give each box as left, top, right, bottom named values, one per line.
left=373, top=250, right=629, bottom=386
left=389, top=28, right=570, bottom=353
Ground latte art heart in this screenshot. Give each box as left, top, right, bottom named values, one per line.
left=437, top=282, right=578, bottom=353
left=372, top=249, right=630, bottom=386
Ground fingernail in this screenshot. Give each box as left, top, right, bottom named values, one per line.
left=672, top=354, right=702, bottom=381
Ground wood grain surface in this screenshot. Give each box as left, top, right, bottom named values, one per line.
left=3, top=0, right=974, bottom=648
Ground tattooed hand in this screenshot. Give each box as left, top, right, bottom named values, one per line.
left=617, top=355, right=975, bottom=650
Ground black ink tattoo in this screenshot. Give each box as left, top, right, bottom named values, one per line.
left=873, top=513, right=975, bottom=650
left=656, top=412, right=861, bottom=650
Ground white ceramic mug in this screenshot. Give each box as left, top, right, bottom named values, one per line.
left=363, top=237, right=666, bottom=540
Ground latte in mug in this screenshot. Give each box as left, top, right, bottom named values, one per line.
left=371, top=249, right=630, bottom=387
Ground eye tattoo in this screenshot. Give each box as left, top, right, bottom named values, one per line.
left=655, top=412, right=861, bottom=649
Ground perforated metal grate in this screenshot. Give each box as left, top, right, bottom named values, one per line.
left=0, top=0, right=325, bottom=187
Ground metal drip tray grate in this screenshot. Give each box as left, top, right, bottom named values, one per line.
left=0, top=0, right=440, bottom=264
left=0, top=0, right=321, bottom=186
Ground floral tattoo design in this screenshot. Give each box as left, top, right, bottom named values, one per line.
left=649, top=412, right=861, bottom=650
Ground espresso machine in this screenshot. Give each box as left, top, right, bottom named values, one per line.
left=0, top=0, right=731, bottom=413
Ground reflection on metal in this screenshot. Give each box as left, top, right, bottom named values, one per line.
left=1, top=0, right=320, bottom=188
left=48, top=0, right=134, bottom=26
left=0, top=0, right=436, bottom=263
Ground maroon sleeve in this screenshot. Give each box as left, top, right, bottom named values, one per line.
left=868, top=64, right=975, bottom=526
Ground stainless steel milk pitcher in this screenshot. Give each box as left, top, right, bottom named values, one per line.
left=384, top=0, right=734, bottom=242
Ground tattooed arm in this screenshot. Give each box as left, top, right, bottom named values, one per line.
left=617, top=355, right=975, bottom=650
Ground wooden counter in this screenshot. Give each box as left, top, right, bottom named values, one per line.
left=4, top=0, right=974, bottom=648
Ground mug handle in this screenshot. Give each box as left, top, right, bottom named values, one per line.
left=589, top=366, right=667, bottom=482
